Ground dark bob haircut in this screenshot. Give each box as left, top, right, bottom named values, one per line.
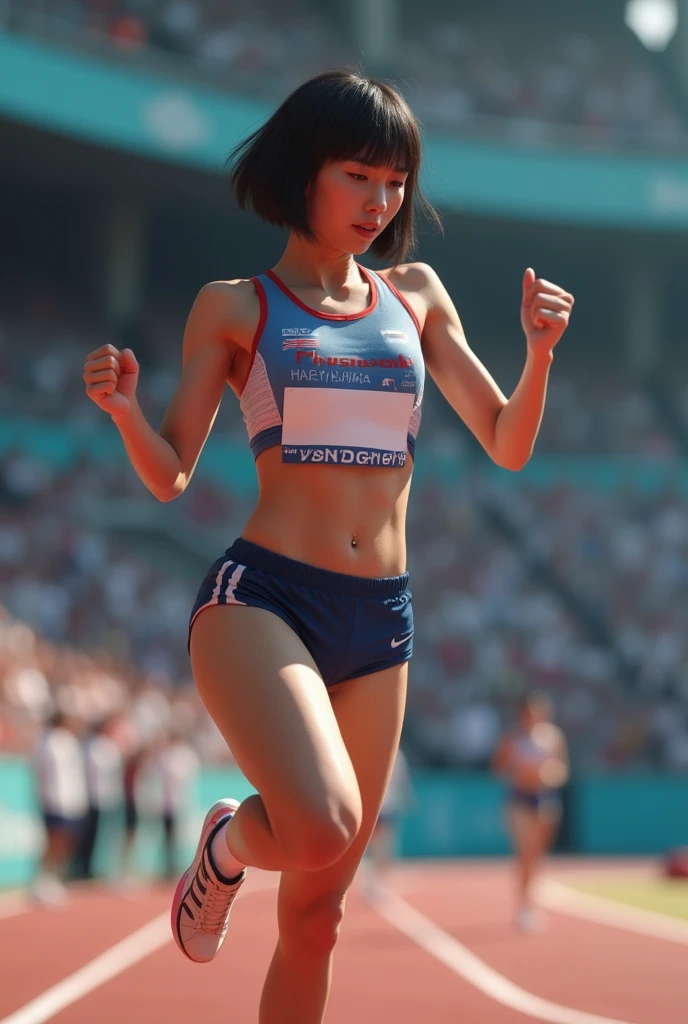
left=229, top=68, right=441, bottom=265
left=517, top=691, right=554, bottom=717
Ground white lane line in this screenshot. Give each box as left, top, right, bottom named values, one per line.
left=538, top=879, right=688, bottom=946
left=0, top=872, right=278, bottom=1024
left=370, top=888, right=635, bottom=1024
left=0, top=914, right=170, bottom=1024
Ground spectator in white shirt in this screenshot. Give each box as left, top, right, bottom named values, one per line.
left=31, top=710, right=88, bottom=905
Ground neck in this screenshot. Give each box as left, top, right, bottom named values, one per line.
left=272, top=234, right=362, bottom=295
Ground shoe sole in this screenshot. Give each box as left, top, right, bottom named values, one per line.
left=171, top=798, right=240, bottom=962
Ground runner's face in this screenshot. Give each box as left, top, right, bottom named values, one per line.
left=522, top=701, right=550, bottom=728
left=307, top=159, right=408, bottom=254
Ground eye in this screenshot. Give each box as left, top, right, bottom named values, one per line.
left=390, top=180, right=405, bottom=189
left=347, top=172, right=367, bottom=181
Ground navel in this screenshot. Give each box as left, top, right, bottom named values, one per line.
left=351, top=534, right=358, bottom=548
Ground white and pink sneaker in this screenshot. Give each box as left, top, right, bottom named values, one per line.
left=171, top=799, right=246, bottom=963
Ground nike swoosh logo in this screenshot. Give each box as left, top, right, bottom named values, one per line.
left=391, top=632, right=414, bottom=648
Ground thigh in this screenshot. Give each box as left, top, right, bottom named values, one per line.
left=190, top=604, right=361, bottom=838
left=277, top=662, right=407, bottom=914
left=507, top=802, right=539, bottom=856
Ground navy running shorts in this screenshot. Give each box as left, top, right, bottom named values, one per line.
left=42, top=811, right=84, bottom=835
left=507, top=788, right=562, bottom=817
left=188, top=537, right=413, bottom=687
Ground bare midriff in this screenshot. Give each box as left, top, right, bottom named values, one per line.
left=241, top=446, right=414, bottom=578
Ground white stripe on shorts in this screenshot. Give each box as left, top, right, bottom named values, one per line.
left=225, top=563, right=246, bottom=603
left=190, top=560, right=248, bottom=636
left=211, top=560, right=235, bottom=601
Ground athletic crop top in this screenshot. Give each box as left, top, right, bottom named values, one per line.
left=239, top=264, right=424, bottom=467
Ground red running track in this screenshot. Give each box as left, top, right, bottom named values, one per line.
left=0, top=861, right=683, bottom=1024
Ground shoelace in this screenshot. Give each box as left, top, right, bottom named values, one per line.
left=193, top=873, right=241, bottom=935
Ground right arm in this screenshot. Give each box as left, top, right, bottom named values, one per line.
left=83, top=282, right=248, bottom=502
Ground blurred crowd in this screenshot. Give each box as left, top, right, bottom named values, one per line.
left=0, top=300, right=244, bottom=437
left=532, top=366, right=677, bottom=456
left=0, top=445, right=248, bottom=702
left=402, top=12, right=685, bottom=152
left=405, top=475, right=688, bottom=774
left=3, top=0, right=686, bottom=152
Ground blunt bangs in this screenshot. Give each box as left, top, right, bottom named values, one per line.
left=229, top=68, right=440, bottom=264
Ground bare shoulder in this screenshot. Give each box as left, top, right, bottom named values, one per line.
left=190, top=278, right=262, bottom=354
left=381, top=261, right=441, bottom=295
left=379, top=262, right=447, bottom=330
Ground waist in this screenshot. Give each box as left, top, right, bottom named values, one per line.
left=244, top=451, right=411, bottom=576
left=225, top=537, right=409, bottom=597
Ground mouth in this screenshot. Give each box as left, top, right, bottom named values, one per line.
left=352, top=224, right=380, bottom=239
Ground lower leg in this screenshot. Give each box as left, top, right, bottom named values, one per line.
left=523, top=817, right=557, bottom=905
left=40, top=832, right=66, bottom=879
left=259, top=942, right=334, bottom=1024
left=516, top=849, right=538, bottom=909
left=163, top=815, right=176, bottom=879
left=259, top=891, right=346, bottom=1024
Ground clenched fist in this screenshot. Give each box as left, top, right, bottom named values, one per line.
left=83, top=344, right=139, bottom=418
left=521, top=268, right=574, bottom=355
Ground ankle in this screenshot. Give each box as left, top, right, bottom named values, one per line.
left=209, top=821, right=246, bottom=883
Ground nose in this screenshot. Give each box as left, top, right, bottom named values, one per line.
left=365, top=184, right=387, bottom=215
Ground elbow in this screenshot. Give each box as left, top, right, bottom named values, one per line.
left=162, top=487, right=185, bottom=503
left=488, top=427, right=533, bottom=472
left=492, top=452, right=531, bottom=473
left=502, top=458, right=529, bottom=473
left=154, top=480, right=186, bottom=502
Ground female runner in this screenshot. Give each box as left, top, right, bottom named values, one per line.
left=492, top=691, right=570, bottom=931
left=83, top=68, right=574, bottom=1022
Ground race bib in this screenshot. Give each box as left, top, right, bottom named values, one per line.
left=281, top=387, right=413, bottom=466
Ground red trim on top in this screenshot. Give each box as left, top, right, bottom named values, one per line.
left=377, top=272, right=424, bottom=340
left=265, top=264, right=378, bottom=321
left=240, top=277, right=268, bottom=395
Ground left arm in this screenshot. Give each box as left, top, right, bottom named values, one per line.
left=413, top=264, right=574, bottom=471
left=540, top=728, right=570, bottom=789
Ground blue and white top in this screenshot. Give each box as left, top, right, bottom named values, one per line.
left=239, top=265, right=425, bottom=468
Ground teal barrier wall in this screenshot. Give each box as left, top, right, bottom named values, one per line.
left=3, top=35, right=688, bottom=228
left=574, top=775, right=688, bottom=854
left=0, top=759, right=43, bottom=888
left=398, top=773, right=509, bottom=857
left=4, top=759, right=687, bottom=888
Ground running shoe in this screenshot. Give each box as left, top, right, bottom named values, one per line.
left=171, top=798, right=246, bottom=963
left=515, top=906, right=548, bottom=933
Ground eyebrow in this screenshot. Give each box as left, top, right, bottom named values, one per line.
left=350, top=157, right=409, bottom=174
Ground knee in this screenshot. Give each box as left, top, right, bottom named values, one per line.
left=281, top=892, right=347, bottom=960
left=282, top=798, right=362, bottom=872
